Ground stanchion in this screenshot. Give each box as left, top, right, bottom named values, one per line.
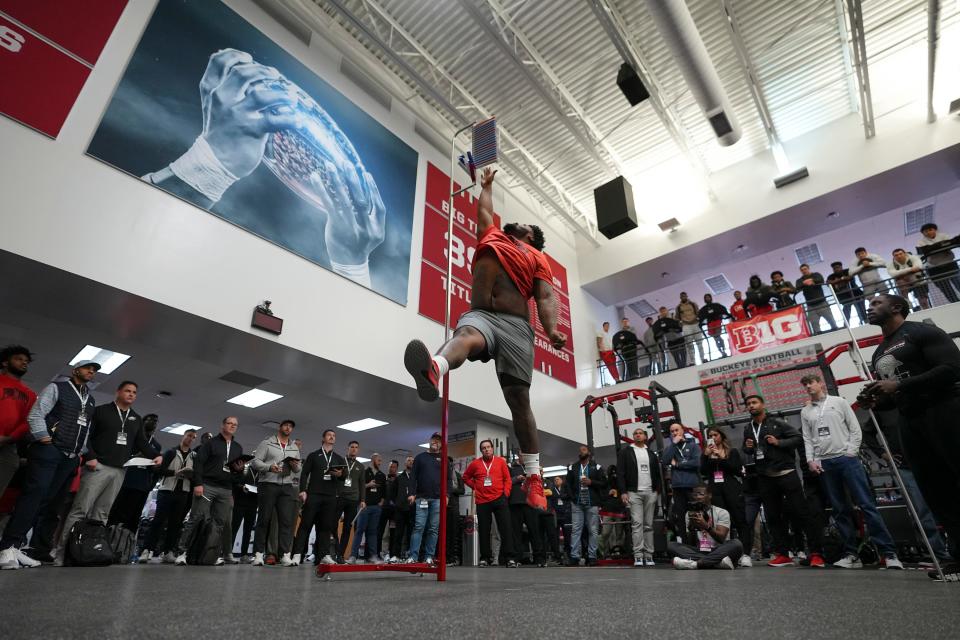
left=828, top=285, right=945, bottom=582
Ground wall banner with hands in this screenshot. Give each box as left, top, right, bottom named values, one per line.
left=87, top=0, right=418, bottom=304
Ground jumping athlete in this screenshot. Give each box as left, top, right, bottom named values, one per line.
left=404, top=167, right=566, bottom=511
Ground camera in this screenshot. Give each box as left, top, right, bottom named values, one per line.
left=687, top=501, right=709, bottom=515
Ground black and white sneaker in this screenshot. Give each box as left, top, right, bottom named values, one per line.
left=928, top=563, right=960, bottom=582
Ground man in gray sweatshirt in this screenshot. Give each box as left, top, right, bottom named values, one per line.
left=800, top=374, right=902, bottom=570
left=250, top=419, right=301, bottom=566
left=848, top=247, right=888, bottom=297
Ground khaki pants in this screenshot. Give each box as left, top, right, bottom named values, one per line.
left=57, top=463, right=126, bottom=559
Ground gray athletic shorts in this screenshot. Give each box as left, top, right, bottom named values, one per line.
left=456, top=309, right=535, bottom=385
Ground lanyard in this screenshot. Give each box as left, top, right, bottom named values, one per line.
left=751, top=420, right=764, bottom=443
left=67, top=382, right=89, bottom=410
left=482, top=458, right=494, bottom=476
left=322, top=448, right=333, bottom=471
left=278, top=437, right=287, bottom=454
left=815, top=399, right=828, bottom=431
left=224, top=439, right=231, bottom=462
left=347, top=459, right=357, bottom=476
left=115, top=403, right=130, bottom=434
left=580, top=464, right=589, bottom=478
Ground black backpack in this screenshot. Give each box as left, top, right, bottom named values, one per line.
left=186, top=518, right=223, bottom=565
left=66, top=519, right=114, bottom=567
left=107, top=524, right=136, bottom=564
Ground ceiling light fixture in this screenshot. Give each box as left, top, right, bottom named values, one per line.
left=226, top=389, right=283, bottom=408
left=356, top=456, right=371, bottom=463
left=161, top=423, right=202, bottom=435
left=337, top=418, right=389, bottom=432
left=69, top=345, right=131, bottom=374
left=542, top=465, right=567, bottom=473
left=418, top=443, right=430, bottom=449
left=543, top=469, right=567, bottom=478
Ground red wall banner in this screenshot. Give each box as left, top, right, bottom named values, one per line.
left=727, top=306, right=811, bottom=355
left=0, top=0, right=127, bottom=138
left=418, top=162, right=577, bottom=387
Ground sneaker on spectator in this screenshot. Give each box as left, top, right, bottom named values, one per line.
left=719, top=557, right=735, bottom=570
left=479, top=559, right=489, bottom=567
left=225, top=554, right=240, bottom=565
left=320, top=555, right=337, bottom=565
left=148, top=553, right=163, bottom=564
left=139, top=550, right=153, bottom=564
left=174, top=553, right=187, bottom=566
left=424, top=557, right=434, bottom=566
left=644, top=556, right=656, bottom=567
left=807, top=553, right=825, bottom=568
left=738, top=555, right=753, bottom=568
left=162, top=551, right=177, bottom=564
left=16, top=549, right=41, bottom=569
left=586, top=557, right=598, bottom=566
left=280, top=553, right=295, bottom=567
left=345, top=556, right=357, bottom=564
left=239, top=554, right=250, bottom=564
left=673, top=557, right=698, bottom=570
left=634, top=557, right=644, bottom=567
left=291, top=554, right=301, bottom=566
left=0, top=547, right=20, bottom=570
left=506, top=559, right=519, bottom=568
left=252, top=552, right=264, bottom=566
left=767, top=554, right=793, bottom=567
left=881, top=556, right=904, bottom=570
left=214, top=556, right=225, bottom=566
left=834, top=554, right=863, bottom=569
left=52, top=556, right=64, bottom=568
left=404, top=557, right=418, bottom=564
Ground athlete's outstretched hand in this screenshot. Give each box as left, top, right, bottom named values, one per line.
left=480, top=167, right=497, bottom=188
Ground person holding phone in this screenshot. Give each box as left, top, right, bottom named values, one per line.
left=701, top=427, right=749, bottom=567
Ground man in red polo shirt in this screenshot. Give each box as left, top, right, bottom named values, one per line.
left=405, top=168, right=566, bottom=512
left=463, top=439, right=516, bottom=567
left=0, top=345, right=37, bottom=500
left=729, top=291, right=748, bottom=321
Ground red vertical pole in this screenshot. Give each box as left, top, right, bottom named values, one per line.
left=438, top=378, right=449, bottom=581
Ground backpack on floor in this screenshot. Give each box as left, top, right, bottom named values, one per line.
left=66, top=519, right=114, bottom=567
left=186, top=518, right=222, bottom=566
left=107, top=524, right=136, bottom=564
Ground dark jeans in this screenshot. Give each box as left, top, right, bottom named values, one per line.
left=293, top=494, right=337, bottom=558
left=476, top=497, right=513, bottom=563
left=743, top=492, right=762, bottom=555
left=351, top=504, right=382, bottom=559
left=669, top=539, right=743, bottom=568
left=108, top=487, right=150, bottom=533
left=143, top=490, right=191, bottom=554
left=0, top=444, right=79, bottom=550
left=758, top=471, right=822, bottom=556
left=819, top=456, right=897, bottom=556
left=669, top=486, right=693, bottom=534
left=335, top=498, right=359, bottom=558
left=668, top=339, right=686, bottom=369
left=254, top=483, right=297, bottom=555
left=707, top=477, right=748, bottom=544
left=231, top=490, right=258, bottom=555
left=389, top=508, right=413, bottom=558
left=540, top=511, right=560, bottom=557
left=899, top=400, right=960, bottom=560
left=446, top=503, right=461, bottom=562
left=510, top=502, right=544, bottom=563
left=377, top=504, right=394, bottom=556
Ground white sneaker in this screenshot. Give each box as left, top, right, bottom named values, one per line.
left=834, top=554, right=863, bottom=569
left=139, top=550, right=153, bottom=564
left=738, top=555, right=753, bottom=568
left=404, top=557, right=418, bottom=564
left=320, top=555, right=336, bottom=565
left=634, top=558, right=644, bottom=567
left=0, top=547, right=20, bottom=570
left=214, top=556, right=225, bottom=566
left=719, top=557, right=735, bottom=570
left=225, top=554, right=240, bottom=565
left=252, top=552, right=264, bottom=566
left=882, top=556, right=904, bottom=570
left=174, top=553, right=187, bottom=566
left=673, top=557, right=698, bottom=570
left=16, top=549, right=41, bottom=569
left=345, top=556, right=357, bottom=565
left=163, top=552, right=177, bottom=564
left=644, top=556, right=656, bottom=567
left=280, top=553, right=294, bottom=567
left=291, top=554, right=301, bottom=566
left=149, top=554, right=163, bottom=565
left=424, top=557, right=434, bottom=566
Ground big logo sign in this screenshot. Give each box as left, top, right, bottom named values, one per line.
left=728, top=306, right=810, bottom=355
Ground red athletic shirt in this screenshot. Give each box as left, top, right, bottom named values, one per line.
left=730, top=299, right=748, bottom=321
left=476, top=226, right=553, bottom=299
left=463, top=455, right=512, bottom=504
left=0, top=375, right=37, bottom=441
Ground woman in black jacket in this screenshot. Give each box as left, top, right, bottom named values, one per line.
left=701, top=427, right=749, bottom=562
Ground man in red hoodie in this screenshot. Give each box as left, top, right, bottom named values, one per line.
left=463, top=439, right=516, bottom=567
left=405, top=168, right=566, bottom=512
left=0, top=346, right=37, bottom=500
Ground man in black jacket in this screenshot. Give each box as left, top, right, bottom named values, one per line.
left=54, top=381, right=160, bottom=565
left=742, top=396, right=824, bottom=568
left=293, top=429, right=345, bottom=565
left=445, top=456, right=465, bottom=566
left=379, top=459, right=398, bottom=561
left=508, top=456, right=545, bottom=566
left=175, top=416, right=244, bottom=566
left=107, top=413, right=163, bottom=533
left=652, top=308, right=686, bottom=369
left=617, top=427, right=662, bottom=566
left=565, top=445, right=606, bottom=565
left=612, top=318, right=640, bottom=380
left=389, top=455, right=415, bottom=561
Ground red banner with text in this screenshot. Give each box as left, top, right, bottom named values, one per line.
left=418, top=162, right=576, bottom=387
left=0, top=0, right=127, bottom=138
left=728, top=306, right=811, bottom=355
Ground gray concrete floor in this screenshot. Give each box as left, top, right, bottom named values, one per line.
left=0, top=563, right=955, bottom=639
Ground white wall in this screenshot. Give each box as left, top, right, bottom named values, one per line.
left=0, top=0, right=608, bottom=442
left=577, top=107, right=960, bottom=286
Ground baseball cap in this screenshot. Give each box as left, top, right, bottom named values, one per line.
left=73, top=360, right=102, bottom=371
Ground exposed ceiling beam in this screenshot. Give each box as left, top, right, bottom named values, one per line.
left=461, top=0, right=622, bottom=179
left=927, top=0, right=941, bottom=123
left=843, top=0, right=876, bottom=138
left=317, top=0, right=600, bottom=244
left=717, top=0, right=788, bottom=170
left=586, top=0, right=716, bottom=199
left=831, top=0, right=861, bottom=113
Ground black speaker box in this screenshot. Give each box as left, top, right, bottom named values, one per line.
left=617, top=63, right=649, bottom=106
left=594, top=175, right=638, bottom=240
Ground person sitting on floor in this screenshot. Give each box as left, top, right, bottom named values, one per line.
left=669, top=484, right=743, bottom=570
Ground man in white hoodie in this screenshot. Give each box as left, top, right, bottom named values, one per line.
left=800, top=374, right=902, bottom=570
